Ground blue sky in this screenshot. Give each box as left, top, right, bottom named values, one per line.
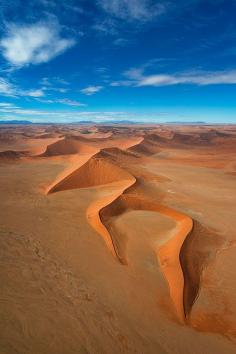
left=0, top=0, right=236, bottom=123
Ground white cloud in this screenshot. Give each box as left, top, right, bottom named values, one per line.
left=0, top=107, right=138, bottom=123
left=137, top=71, right=236, bottom=86
left=0, top=76, right=49, bottom=98
left=40, top=77, right=69, bottom=92
left=0, top=76, right=65, bottom=99
left=92, top=18, right=118, bottom=35
left=26, top=89, right=44, bottom=97
left=36, top=98, right=87, bottom=106
left=0, top=22, right=76, bottom=67
left=0, top=104, right=234, bottom=124
left=0, top=102, right=19, bottom=108
left=114, top=67, right=236, bottom=87
left=80, top=85, right=103, bottom=95
left=113, top=38, right=129, bottom=46
left=35, top=99, right=54, bottom=104
left=98, top=0, right=166, bottom=22
left=0, top=77, right=16, bottom=96
left=56, top=99, right=87, bottom=106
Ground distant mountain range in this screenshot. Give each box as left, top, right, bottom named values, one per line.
left=0, top=120, right=33, bottom=125
left=0, top=119, right=138, bottom=125
left=167, top=121, right=206, bottom=125
left=71, top=120, right=138, bottom=125
left=0, top=119, right=210, bottom=125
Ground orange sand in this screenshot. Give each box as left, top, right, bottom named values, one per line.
left=0, top=123, right=236, bottom=354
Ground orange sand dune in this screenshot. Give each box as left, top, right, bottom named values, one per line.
left=42, top=135, right=143, bottom=155
left=47, top=152, right=136, bottom=258
left=41, top=137, right=98, bottom=156
left=48, top=148, right=194, bottom=323
left=96, top=136, right=144, bottom=150
left=128, top=136, right=160, bottom=155
left=77, top=131, right=113, bottom=139
left=48, top=155, right=134, bottom=193
left=0, top=135, right=63, bottom=156
left=168, top=130, right=236, bottom=147
left=92, top=147, right=140, bottom=163
left=86, top=179, right=135, bottom=260
left=100, top=191, right=193, bottom=323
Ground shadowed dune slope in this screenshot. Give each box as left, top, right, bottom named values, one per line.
left=0, top=150, right=27, bottom=160
left=48, top=155, right=133, bottom=193
left=45, top=128, right=236, bottom=332
left=47, top=149, right=195, bottom=323
left=94, top=148, right=140, bottom=163
left=48, top=148, right=195, bottom=323
left=169, top=130, right=235, bottom=146
left=100, top=193, right=194, bottom=322
left=41, top=137, right=98, bottom=156
left=128, top=137, right=160, bottom=155
left=180, top=221, right=221, bottom=320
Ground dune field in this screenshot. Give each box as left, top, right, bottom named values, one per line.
left=0, top=123, right=236, bottom=354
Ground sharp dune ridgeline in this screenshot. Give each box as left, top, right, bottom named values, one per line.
left=1, top=124, right=236, bottom=354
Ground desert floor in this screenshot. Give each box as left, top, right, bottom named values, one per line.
left=0, top=123, right=236, bottom=354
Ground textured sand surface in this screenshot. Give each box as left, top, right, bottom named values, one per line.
left=0, top=124, right=236, bottom=354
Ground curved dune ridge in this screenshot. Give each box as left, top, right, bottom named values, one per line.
left=86, top=178, right=136, bottom=261
left=48, top=155, right=134, bottom=193
left=41, top=137, right=98, bottom=156
left=128, top=136, right=161, bottom=155
left=99, top=193, right=193, bottom=323
left=41, top=135, right=144, bottom=157
left=47, top=145, right=198, bottom=323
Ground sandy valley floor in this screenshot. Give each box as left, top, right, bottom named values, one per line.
left=0, top=123, right=236, bottom=354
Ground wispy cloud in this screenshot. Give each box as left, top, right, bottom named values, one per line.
left=40, top=77, right=69, bottom=92
left=0, top=76, right=45, bottom=97
left=0, top=102, right=19, bottom=108
left=92, top=18, right=118, bottom=35
left=0, top=103, right=234, bottom=124
left=0, top=77, right=16, bottom=96
left=37, top=98, right=86, bottom=107
left=0, top=106, right=142, bottom=123
left=26, top=89, right=45, bottom=97
left=56, top=99, right=87, bottom=106
left=112, top=67, right=236, bottom=87
left=97, top=0, right=167, bottom=22
left=80, top=85, right=103, bottom=95
left=0, top=21, right=76, bottom=67
left=113, top=37, right=129, bottom=46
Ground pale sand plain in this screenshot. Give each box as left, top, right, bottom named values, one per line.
left=0, top=123, right=236, bottom=354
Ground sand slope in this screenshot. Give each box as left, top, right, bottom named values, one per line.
left=42, top=137, right=98, bottom=156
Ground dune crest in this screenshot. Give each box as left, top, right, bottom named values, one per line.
left=41, top=137, right=98, bottom=156
left=47, top=148, right=196, bottom=323
left=100, top=193, right=194, bottom=322
left=48, top=155, right=134, bottom=193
